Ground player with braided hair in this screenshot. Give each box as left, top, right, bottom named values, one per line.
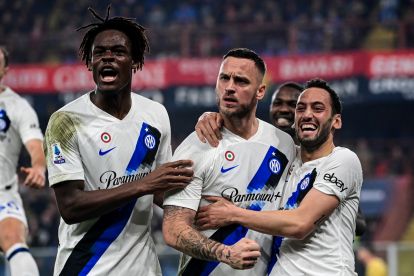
left=44, top=6, right=194, bottom=275
left=77, top=5, right=149, bottom=72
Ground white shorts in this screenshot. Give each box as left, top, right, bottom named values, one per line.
left=0, top=186, right=28, bottom=226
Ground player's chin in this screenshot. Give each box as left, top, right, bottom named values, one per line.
left=298, top=130, right=317, bottom=140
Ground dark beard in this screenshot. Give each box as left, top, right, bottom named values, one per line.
left=297, top=118, right=332, bottom=153
left=218, top=96, right=257, bottom=119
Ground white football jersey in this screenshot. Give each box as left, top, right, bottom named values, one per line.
left=164, top=119, right=296, bottom=276
left=0, top=87, right=43, bottom=190
left=269, top=147, right=362, bottom=276
left=45, top=92, right=171, bottom=276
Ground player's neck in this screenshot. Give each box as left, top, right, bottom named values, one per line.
left=90, top=90, right=132, bottom=120
left=300, top=139, right=335, bottom=163
left=223, top=115, right=259, bottom=140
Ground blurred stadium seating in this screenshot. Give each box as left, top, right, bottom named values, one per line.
left=1, top=1, right=414, bottom=275
left=1, top=0, right=414, bottom=63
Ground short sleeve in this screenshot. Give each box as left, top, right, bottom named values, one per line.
left=45, top=112, right=84, bottom=186
left=17, top=99, right=43, bottom=143
left=313, top=149, right=362, bottom=202
left=163, top=133, right=211, bottom=211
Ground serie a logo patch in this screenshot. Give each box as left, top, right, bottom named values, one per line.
left=52, top=143, right=66, bottom=164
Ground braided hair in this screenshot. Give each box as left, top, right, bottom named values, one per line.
left=77, top=5, right=149, bottom=71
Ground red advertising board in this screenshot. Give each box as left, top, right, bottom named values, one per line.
left=4, top=50, right=414, bottom=93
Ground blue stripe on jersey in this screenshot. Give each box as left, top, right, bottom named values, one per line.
left=60, top=122, right=161, bottom=275
left=247, top=146, right=277, bottom=192
left=267, top=168, right=317, bottom=274
left=183, top=146, right=289, bottom=275
left=79, top=201, right=136, bottom=275
left=202, top=225, right=249, bottom=275
left=182, top=224, right=246, bottom=276
left=126, top=122, right=153, bottom=175
left=267, top=236, right=283, bottom=275
left=247, top=146, right=280, bottom=210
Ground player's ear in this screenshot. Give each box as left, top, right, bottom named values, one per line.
left=87, top=62, right=92, bottom=71
left=332, top=114, right=342, bottom=130
left=256, top=84, right=266, bottom=100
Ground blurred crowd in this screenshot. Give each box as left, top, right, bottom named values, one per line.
left=1, top=0, right=414, bottom=63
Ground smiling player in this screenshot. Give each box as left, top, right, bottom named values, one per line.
left=195, top=79, right=363, bottom=275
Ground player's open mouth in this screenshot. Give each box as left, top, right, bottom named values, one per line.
left=100, top=67, right=118, bottom=82
left=300, top=123, right=317, bottom=134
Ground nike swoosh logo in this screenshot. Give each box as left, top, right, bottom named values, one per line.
left=99, top=147, right=116, bottom=156
left=220, top=165, right=239, bottom=173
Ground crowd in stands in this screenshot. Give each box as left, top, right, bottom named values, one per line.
left=1, top=0, right=414, bottom=63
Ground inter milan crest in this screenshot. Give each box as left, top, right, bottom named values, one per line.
left=0, top=109, right=11, bottom=133
left=300, top=175, right=311, bottom=190
left=144, top=134, right=156, bottom=149
left=268, top=158, right=281, bottom=174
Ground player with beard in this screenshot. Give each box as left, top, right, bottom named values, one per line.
left=193, top=82, right=302, bottom=147
left=163, top=48, right=296, bottom=275
left=197, top=81, right=366, bottom=236
left=44, top=6, right=194, bottom=275
left=196, top=79, right=363, bottom=275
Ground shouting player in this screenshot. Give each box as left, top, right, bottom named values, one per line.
left=44, top=6, right=193, bottom=275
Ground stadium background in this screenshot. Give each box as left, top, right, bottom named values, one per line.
left=1, top=0, right=414, bottom=275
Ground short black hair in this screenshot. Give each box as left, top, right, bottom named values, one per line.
left=77, top=5, right=149, bottom=70
left=277, top=81, right=304, bottom=92
left=0, top=46, right=9, bottom=67
left=223, top=48, right=266, bottom=77
left=304, top=78, right=342, bottom=115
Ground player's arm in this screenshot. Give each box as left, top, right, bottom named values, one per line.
left=197, top=188, right=339, bottom=239
left=21, top=138, right=46, bottom=188
left=195, top=112, right=224, bottom=147
left=53, top=160, right=193, bottom=224
left=163, top=205, right=260, bottom=269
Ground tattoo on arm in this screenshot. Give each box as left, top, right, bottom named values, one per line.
left=164, top=206, right=227, bottom=261
left=314, top=214, right=326, bottom=226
